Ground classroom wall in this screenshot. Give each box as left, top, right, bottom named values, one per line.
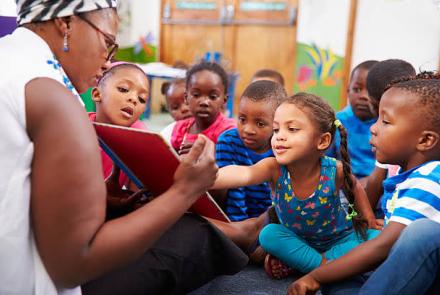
left=351, top=0, right=440, bottom=72
left=2, top=0, right=438, bottom=74
left=130, top=0, right=161, bottom=46
left=0, top=0, right=16, bottom=17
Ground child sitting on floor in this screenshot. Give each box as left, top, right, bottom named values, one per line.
left=288, top=72, right=440, bottom=295
left=216, top=80, right=287, bottom=221
left=364, top=59, right=416, bottom=217
left=89, top=62, right=270, bottom=258
left=89, top=62, right=149, bottom=214
left=251, top=68, right=285, bottom=87
left=160, top=78, right=191, bottom=142
left=212, top=92, right=381, bottom=279
left=327, top=60, right=378, bottom=183
left=170, top=61, right=236, bottom=154
left=161, top=78, right=191, bottom=121
left=90, top=63, right=148, bottom=178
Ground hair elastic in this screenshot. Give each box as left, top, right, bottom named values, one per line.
left=334, top=119, right=342, bottom=128
left=345, top=203, right=358, bottom=221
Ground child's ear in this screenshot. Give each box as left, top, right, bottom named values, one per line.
left=417, top=130, right=440, bottom=152
left=91, top=87, right=102, bottom=103
left=317, top=132, right=332, bottom=151
left=223, top=94, right=228, bottom=105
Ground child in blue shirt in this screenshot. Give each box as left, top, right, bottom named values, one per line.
left=364, top=59, right=416, bottom=217
left=289, top=72, right=440, bottom=295
left=216, top=80, right=287, bottom=221
left=328, top=60, right=378, bottom=181
left=213, top=92, right=380, bottom=279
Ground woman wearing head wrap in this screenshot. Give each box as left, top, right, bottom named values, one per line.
left=0, top=1, right=247, bottom=295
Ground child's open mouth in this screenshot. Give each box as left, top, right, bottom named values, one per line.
left=121, top=106, right=134, bottom=118
left=196, top=111, right=211, bottom=118
left=274, top=145, right=288, bottom=154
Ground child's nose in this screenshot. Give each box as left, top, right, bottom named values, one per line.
left=180, top=104, right=190, bottom=113
left=275, top=131, right=286, bottom=141
left=243, top=125, right=256, bottom=135
left=370, top=122, right=377, bottom=135
left=199, top=96, right=210, bottom=106
left=127, top=96, right=137, bottom=105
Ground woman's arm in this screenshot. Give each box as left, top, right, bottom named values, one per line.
left=27, top=78, right=218, bottom=288
left=287, top=221, right=406, bottom=295
left=212, top=157, right=278, bottom=190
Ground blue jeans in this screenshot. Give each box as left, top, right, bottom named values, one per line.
left=323, top=219, right=440, bottom=295
left=259, top=223, right=380, bottom=273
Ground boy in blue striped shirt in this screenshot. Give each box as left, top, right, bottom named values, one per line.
left=215, top=80, right=286, bottom=221
left=288, top=72, right=440, bottom=295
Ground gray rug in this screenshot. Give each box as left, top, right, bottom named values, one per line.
left=188, top=264, right=306, bottom=295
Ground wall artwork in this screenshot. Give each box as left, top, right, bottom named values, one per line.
left=293, top=0, right=351, bottom=110
left=294, top=43, right=344, bottom=110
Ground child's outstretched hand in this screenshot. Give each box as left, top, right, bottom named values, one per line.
left=174, top=135, right=218, bottom=200
left=178, top=140, right=194, bottom=156
left=105, top=165, right=144, bottom=211
left=287, top=274, right=320, bottom=295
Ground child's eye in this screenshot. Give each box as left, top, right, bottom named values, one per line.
left=209, top=94, right=219, bottom=100
left=288, top=127, right=299, bottom=132
left=117, top=86, right=128, bottom=93
left=382, top=119, right=390, bottom=125
left=257, top=121, right=266, bottom=128
left=353, top=87, right=361, bottom=93
left=138, top=97, right=146, bottom=104
left=273, top=128, right=279, bottom=133
left=190, top=92, right=199, bottom=98
left=238, top=116, right=246, bottom=124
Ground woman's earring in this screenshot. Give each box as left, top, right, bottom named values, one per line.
left=63, top=32, right=69, bottom=52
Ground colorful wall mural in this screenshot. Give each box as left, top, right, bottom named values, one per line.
left=115, top=32, right=158, bottom=63
left=294, top=0, right=351, bottom=111
left=293, top=42, right=344, bottom=110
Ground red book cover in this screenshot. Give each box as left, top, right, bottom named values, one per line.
left=93, top=122, right=230, bottom=222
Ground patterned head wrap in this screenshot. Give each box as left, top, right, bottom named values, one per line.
left=16, top=0, right=118, bottom=26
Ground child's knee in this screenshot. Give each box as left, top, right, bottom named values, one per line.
left=259, top=223, right=282, bottom=252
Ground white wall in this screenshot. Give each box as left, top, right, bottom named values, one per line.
left=0, top=0, right=16, bottom=16
left=130, top=0, right=160, bottom=46
left=0, top=0, right=162, bottom=48
left=297, top=0, right=351, bottom=56
left=352, top=0, right=440, bottom=71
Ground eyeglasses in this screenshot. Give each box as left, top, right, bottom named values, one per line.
left=78, top=14, right=119, bottom=62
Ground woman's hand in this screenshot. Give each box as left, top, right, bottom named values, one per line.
left=287, top=274, right=321, bottom=295
left=174, top=135, right=218, bottom=199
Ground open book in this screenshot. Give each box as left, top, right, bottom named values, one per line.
left=93, top=122, right=230, bottom=222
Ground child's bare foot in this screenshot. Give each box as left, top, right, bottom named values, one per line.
left=249, top=245, right=266, bottom=265
left=264, top=254, right=296, bottom=279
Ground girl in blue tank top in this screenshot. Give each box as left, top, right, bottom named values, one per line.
left=213, top=93, right=381, bottom=279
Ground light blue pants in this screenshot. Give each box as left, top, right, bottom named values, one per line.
left=259, top=223, right=380, bottom=273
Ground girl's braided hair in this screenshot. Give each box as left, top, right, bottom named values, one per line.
left=284, top=92, right=367, bottom=239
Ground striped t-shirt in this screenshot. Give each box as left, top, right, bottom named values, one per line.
left=216, top=128, right=273, bottom=221
left=383, top=161, right=440, bottom=226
